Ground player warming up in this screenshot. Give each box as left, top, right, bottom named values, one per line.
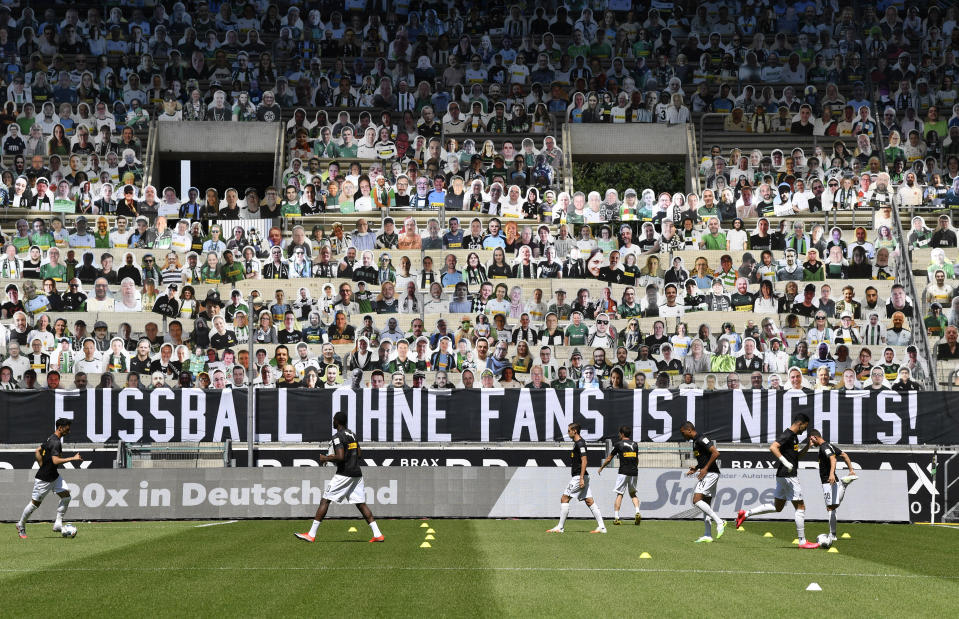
left=808, top=429, right=858, bottom=544
left=547, top=423, right=606, bottom=534
left=16, top=418, right=82, bottom=539
left=597, top=425, right=642, bottom=526
left=736, top=413, right=818, bottom=548
left=295, top=412, right=384, bottom=543
left=680, top=422, right=726, bottom=542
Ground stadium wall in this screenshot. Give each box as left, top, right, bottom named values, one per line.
left=0, top=468, right=907, bottom=522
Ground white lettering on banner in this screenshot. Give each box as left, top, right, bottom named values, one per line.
left=118, top=388, right=144, bottom=442
left=149, top=389, right=175, bottom=442
left=212, top=388, right=240, bottom=441
left=780, top=392, right=806, bottom=442
left=106, top=488, right=129, bottom=506
left=54, top=391, right=75, bottom=426
left=907, top=463, right=938, bottom=495
left=680, top=389, right=702, bottom=426
left=82, top=482, right=105, bottom=508
left=765, top=390, right=779, bottom=443
left=257, top=459, right=281, bottom=467
left=447, top=459, right=470, bottom=466
left=512, top=389, right=538, bottom=441
left=876, top=392, right=903, bottom=444
left=208, top=488, right=228, bottom=506
left=907, top=391, right=918, bottom=445
left=631, top=388, right=643, bottom=441
left=393, top=388, right=421, bottom=441
left=363, top=388, right=388, bottom=442
left=176, top=480, right=397, bottom=507
left=87, top=388, right=112, bottom=443
left=427, top=391, right=452, bottom=442
left=732, top=389, right=761, bottom=443
left=277, top=389, right=303, bottom=442
left=578, top=389, right=603, bottom=440
left=181, top=388, right=206, bottom=441
left=483, top=459, right=508, bottom=467
left=331, top=388, right=356, bottom=435
left=646, top=389, right=671, bottom=442
left=183, top=483, right=206, bottom=506
left=814, top=391, right=840, bottom=441
left=480, top=389, right=503, bottom=442
left=850, top=391, right=864, bottom=443
left=544, top=389, right=573, bottom=441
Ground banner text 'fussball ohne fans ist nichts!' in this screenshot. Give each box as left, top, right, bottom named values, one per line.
left=1, top=388, right=956, bottom=445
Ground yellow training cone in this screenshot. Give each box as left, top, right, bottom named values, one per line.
left=425, top=534, right=435, bottom=540
left=736, top=526, right=745, bottom=531
left=827, top=547, right=839, bottom=553
left=792, top=539, right=799, bottom=545
left=763, top=532, right=774, bottom=538
left=420, top=523, right=429, bottom=528
left=639, top=552, right=652, bottom=559
left=420, top=542, right=431, bottom=548
left=426, top=528, right=436, bottom=534
left=347, top=526, right=358, bottom=533
left=840, top=533, right=851, bottom=539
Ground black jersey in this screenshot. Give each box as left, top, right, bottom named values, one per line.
left=36, top=433, right=63, bottom=482
left=692, top=433, right=720, bottom=473
left=569, top=437, right=588, bottom=477
left=775, top=428, right=801, bottom=478
left=817, top=442, right=844, bottom=483
left=611, top=439, right=639, bottom=476
left=331, top=428, right=362, bottom=477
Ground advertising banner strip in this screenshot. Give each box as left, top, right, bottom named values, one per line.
left=0, top=468, right=908, bottom=522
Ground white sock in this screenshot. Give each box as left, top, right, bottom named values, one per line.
left=557, top=503, right=570, bottom=529
left=795, top=509, right=806, bottom=542
left=19, top=502, right=37, bottom=525
left=369, top=521, right=382, bottom=537
left=695, top=499, right=722, bottom=525
left=614, top=510, right=619, bottom=520
left=829, top=510, right=837, bottom=537
left=703, top=515, right=712, bottom=537
left=589, top=503, right=605, bottom=529
left=56, top=496, right=71, bottom=522
left=308, top=519, right=321, bottom=537
left=837, top=482, right=847, bottom=505
left=747, top=503, right=777, bottom=518
left=633, top=499, right=640, bottom=515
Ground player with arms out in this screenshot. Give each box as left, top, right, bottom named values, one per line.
left=295, top=412, right=385, bottom=543
left=808, top=429, right=858, bottom=544
left=680, top=421, right=726, bottom=542
left=597, top=425, right=642, bottom=525
left=736, top=413, right=819, bottom=548
left=16, top=418, right=82, bottom=539
left=547, top=423, right=606, bottom=534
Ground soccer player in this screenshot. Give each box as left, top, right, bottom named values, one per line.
left=736, top=413, right=818, bottom=548
left=597, top=425, right=641, bottom=525
left=295, top=412, right=384, bottom=543
left=808, top=429, right=858, bottom=543
left=680, top=421, right=726, bottom=542
left=16, top=418, right=82, bottom=538
left=547, top=423, right=606, bottom=533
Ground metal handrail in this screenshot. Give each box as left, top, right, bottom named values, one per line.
left=142, top=120, right=159, bottom=189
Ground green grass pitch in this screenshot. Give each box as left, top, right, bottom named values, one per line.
left=2, top=519, right=957, bottom=616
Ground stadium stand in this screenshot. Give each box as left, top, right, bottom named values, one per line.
left=0, top=0, right=956, bottom=393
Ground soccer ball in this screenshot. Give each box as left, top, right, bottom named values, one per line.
left=61, top=524, right=78, bottom=538
left=816, top=533, right=832, bottom=549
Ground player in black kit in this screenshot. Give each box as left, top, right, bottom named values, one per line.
left=597, top=425, right=642, bottom=525
left=680, top=422, right=726, bottom=542
left=736, top=413, right=819, bottom=548
left=16, top=418, right=82, bottom=539
left=547, top=423, right=606, bottom=533
left=808, top=429, right=858, bottom=544
left=295, top=412, right=384, bottom=543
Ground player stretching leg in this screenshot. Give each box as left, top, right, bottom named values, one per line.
left=295, top=412, right=384, bottom=543
left=680, top=422, right=726, bottom=542
left=808, top=429, right=856, bottom=544
left=597, top=426, right=641, bottom=526
left=547, top=423, right=606, bottom=534
left=736, top=413, right=819, bottom=549
left=16, top=418, right=82, bottom=539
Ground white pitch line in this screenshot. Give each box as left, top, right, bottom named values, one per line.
left=193, top=520, right=238, bottom=528
left=0, top=565, right=954, bottom=580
